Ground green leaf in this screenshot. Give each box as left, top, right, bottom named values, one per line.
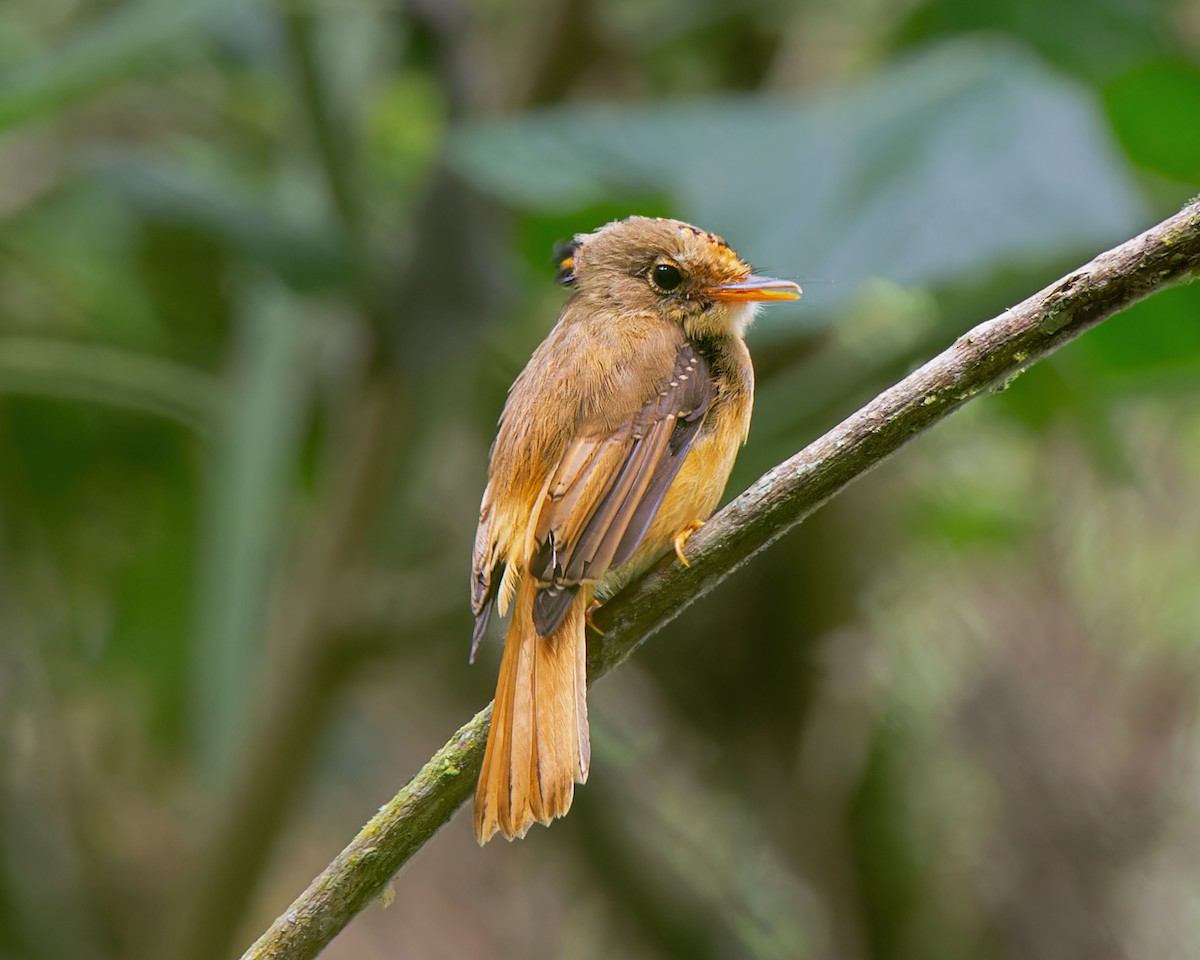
left=1105, top=60, right=1200, bottom=183
left=190, top=283, right=312, bottom=785
left=0, top=0, right=242, bottom=133
left=0, top=337, right=220, bottom=432
left=93, top=154, right=353, bottom=292
left=1079, top=283, right=1200, bottom=383
left=892, top=0, right=1169, bottom=82
left=449, top=38, right=1146, bottom=326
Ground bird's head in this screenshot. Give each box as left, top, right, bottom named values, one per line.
left=555, top=216, right=801, bottom=340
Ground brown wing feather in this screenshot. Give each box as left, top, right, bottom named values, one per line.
left=470, top=494, right=500, bottom=662
left=609, top=402, right=707, bottom=568
left=528, top=342, right=713, bottom=635
left=560, top=422, right=672, bottom=580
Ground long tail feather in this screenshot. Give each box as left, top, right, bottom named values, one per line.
left=474, top=577, right=590, bottom=843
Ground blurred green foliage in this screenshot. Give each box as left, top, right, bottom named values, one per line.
left=0, top=1, right=1198, bottom=959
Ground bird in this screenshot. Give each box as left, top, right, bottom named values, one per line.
left=470, top=215, right=801, bottom=843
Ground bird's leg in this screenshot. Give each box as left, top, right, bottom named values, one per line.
left=672, top=520, right=706, bottom=567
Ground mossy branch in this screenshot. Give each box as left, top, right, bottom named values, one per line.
left=239, top=199, right=1200, bottom=960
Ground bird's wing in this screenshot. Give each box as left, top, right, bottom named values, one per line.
left=525, top=340, right=713, bottom=635
left=470, top=491, right=503, bottom=661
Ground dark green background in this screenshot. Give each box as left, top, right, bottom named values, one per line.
left=1, top=1, right=1198, bottom=958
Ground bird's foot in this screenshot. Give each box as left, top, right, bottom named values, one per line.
left=673, top=520, right=706, bottom=567
left=585, top=598, right=606, bottom=635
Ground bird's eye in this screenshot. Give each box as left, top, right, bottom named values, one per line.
left=651, top=263, right=684, bottom=292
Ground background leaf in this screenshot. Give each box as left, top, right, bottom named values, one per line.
left=451, top=39, right=1146, bottom=328
left=0, top=0, right=243, bottom=133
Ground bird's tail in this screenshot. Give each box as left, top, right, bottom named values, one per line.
left=474, top=576, right=590, bottom=843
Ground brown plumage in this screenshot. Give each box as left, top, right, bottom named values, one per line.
left=471, top=216, right=801, bottom=843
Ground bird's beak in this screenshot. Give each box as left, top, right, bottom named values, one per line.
left=703, top=274, right=802, bottom=302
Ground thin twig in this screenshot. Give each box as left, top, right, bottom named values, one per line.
left=239, top=199, right=1200, bottom=960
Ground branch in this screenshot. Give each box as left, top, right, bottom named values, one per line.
left=239, top=199, right=1200, bottom=960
